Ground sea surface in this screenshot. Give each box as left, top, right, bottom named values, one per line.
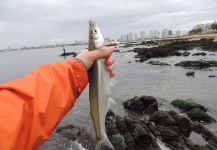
left=1, top=45, right=217, bottom=149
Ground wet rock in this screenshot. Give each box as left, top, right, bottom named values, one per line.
left=192, top=52, right=207, bottom=56
left=186, top=108, right=216, bottom=123
left=139, top=57, right=148, bottom=62
left=169, top=111, right=191, bottom=137
left=148, top=61, right=171, bottom=66
left=123, top=95, right=158, bottom=115
left=109, top=134, right=126, bottom=150
left=116, top=116, right=127, bottom=134
left=171, top=99, right=216, bottom=123
left=209, top=75, right=216, bottom=78
left=149, top=111, right=176, bottom=126
left=56, top=124, right=95, bottom=150
left=156, top=125, right=180, bottom=141
left=123, top=132, right=135, bottom=149
left=186, top=71, right=195, bottom=76
left=175, top=51, right=182, bottom=56
left=59, top=52, right=77, bottom=57
left=171, top=99, right=207, bottom=112
left=183, top=51, right=191, bottom=56
left=106, top=112, right=118, bottom=136
left=175, top=60, right=217, bottom=69
left=134, top=47, right=180, bottom=61
left=191, top=122, right=217, bottom=143
left=39, top=133, right=75, bottom=150
left=49, top=96, right=217, bottom=150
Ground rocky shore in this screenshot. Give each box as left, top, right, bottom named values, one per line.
left=133, top=38, right=217, bottom=62
left=54, top=96, right=217, bottom=150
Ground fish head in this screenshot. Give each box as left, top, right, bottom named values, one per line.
left=89, top=20, right=104, bottom=50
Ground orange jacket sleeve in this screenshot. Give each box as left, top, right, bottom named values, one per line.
left=0, top=59, right=88, bottom=150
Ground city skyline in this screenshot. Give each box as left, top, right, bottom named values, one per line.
left=0, top=0, right=217, bottom=49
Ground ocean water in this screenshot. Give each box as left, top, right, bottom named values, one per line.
left=1, top=45, right=217, bottom=149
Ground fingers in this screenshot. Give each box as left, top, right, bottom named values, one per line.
left=105, top=55, right=114, bottom=65
left=105, top=56, right=116, bottom=77
left=93, top=46, right=115, bottom=60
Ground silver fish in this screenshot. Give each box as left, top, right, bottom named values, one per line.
left=88, top=20, right=115, bottom=150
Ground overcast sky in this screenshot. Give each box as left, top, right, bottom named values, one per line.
left=0, top=0, right=216, bottom=49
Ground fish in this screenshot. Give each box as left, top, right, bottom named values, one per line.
left=88, top=20, right=115, bottom=150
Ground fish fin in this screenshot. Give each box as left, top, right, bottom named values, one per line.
left=109, top=78, right=118, bottom=87
left=108, top=98, right=116, bottom=107
left=96, top=138, right=114, bottom=150
left=107, top=98, right=116, bottom=113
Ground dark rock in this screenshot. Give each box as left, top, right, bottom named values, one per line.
left=192, top=52, right=207, bottom=56
left=148, top=61, right=171, bottom=66
left=123, top=96, right=158, bottom=114
left=123, top=96, right=146, bottom=114
left=169, top=111, right=191, bottom=137
left=109, top=134, right=126, bottom=150
left=134, top=47, right=179, bottom=61
left=210, top=54, right=216, bottom=56
left=183, top=51, right=191, bottom=56
left=149, top=111, right=176, bottom=126
left=123, top=132, right=135, bottom=148
left=171, top=99, right=207, bottom=112
left=59, top=52, right=77, bottom=57
left=39, top=133, right=75, bottom=150
left=175, top=51, right=183, bottom=56
left=186, top=71, right=195, bottom=76
left=128, top=61, right=131, bottom=63
left=139, top=57, right=148, bottom=62
left=141, top=41, right=159, bottom=45
left=140, top=95, right=157, bottom=108
left=186, top=108, right=216, bottom=123
left=209, top=75, right=216, bottom=78
left=116, top=116, right=127, bottom=134
left=130, top=123, right=149, bottom=140
left=56, top=125, right=95, bottom=150
left=191, top=122, right=217, bottom=143
left=134, top=38, right=217, bottom=61
left=175, top=60, right=217, bottom=69
left=106, top=115, right=118, bottom=136
left=156, top=125, right=180, bottom=141
left=147, top=102, right=158, bottom=114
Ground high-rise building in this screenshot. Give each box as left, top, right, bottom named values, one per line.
left=128, top=32, right=134, bottom=41
left=134, top=33, right=138, bottom=41
left=140, top=31, right=146, bottom=39
left=176, top=30, right=181, bottom=37
left=148, top=30, right=159, bottom=39
left=168, top=30, right=173, bottom=37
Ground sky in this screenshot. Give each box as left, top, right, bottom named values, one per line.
left=0, top=0, right=217, bottom=49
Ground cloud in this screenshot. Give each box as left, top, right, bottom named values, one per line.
left=0, top=0, right=217, bottom=49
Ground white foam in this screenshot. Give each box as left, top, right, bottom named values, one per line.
left=68, top=140, right=87, bottom=150
left=156, top=138, right=171, bottom=150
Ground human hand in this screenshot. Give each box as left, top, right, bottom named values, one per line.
left=76, top=46, right=116, bottom=77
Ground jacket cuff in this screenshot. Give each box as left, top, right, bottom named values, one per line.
left=67, top=59, right=88, bottom=95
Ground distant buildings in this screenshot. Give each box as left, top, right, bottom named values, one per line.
left=120, top=32, right=139, bottom=42
left=148, top=30, right=160, bottom=39
left=162, top=29, right=169, bottom=38
left=192, top=21, right=217, bottom=34
left=119, top=28, right=185, bottom=42
left=140, top=31, right=146, bottom=39
left=161, top=29, right=183, bottom=38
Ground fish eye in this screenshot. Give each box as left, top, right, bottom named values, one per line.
left=92, top=29, right=97, bottom=34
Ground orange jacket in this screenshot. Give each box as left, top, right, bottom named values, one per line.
left=0, top=59, right=88, bottom=150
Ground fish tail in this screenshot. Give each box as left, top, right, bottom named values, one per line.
left=96, top=138, right=114, bottom=150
